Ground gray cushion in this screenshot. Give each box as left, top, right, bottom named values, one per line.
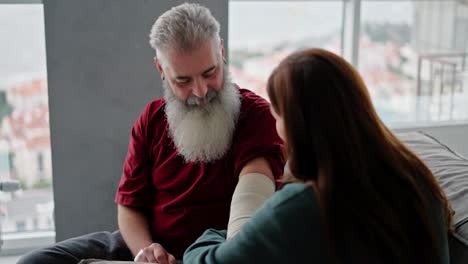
left=397, top=132, right=468, bottom=229
left=398, top=131, right=468, bottom=263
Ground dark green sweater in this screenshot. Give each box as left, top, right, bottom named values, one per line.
left=184, top=183, right=449, bottom=264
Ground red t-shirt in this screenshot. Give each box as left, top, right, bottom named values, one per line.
left=115, top=88, right=284, bottom=258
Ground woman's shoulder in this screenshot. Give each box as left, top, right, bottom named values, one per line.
left=266, top=182, right=319, bottom=212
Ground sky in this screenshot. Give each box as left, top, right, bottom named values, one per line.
left=229, top=1, right=413, bottom=49
left=0, top=4, right=47, bottom=88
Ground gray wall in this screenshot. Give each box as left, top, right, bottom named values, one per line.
left=43, top=0, right=228, bottom=241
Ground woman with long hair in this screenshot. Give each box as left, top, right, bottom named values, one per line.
left=184, top=48, right=452, bottom=264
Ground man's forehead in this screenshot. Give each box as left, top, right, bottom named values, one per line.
left=166, top=58, right=219, bottom=78
left=162, top=42, right=221, bottom=76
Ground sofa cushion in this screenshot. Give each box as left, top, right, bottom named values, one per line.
left=397, top=131, right=468, bottom=231
left=398, top=131, right=468, bottom=264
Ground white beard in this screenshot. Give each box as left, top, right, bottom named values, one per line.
left=163, top=73, right=241, bottom=163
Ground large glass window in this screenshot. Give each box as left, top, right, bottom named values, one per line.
left=0, top=3, right=54, bottom=255
left=359, top=0, right=468, bottom=126
left=230, top=0, right=468, bottom=127
left=229, top=1, right=343, bottom=99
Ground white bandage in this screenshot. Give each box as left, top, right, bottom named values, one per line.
left=226, top=173, right=275, bottom=239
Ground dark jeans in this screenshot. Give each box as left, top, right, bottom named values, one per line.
left=17, top=231, right=133, bottom=264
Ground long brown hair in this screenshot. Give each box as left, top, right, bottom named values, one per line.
left=267, top=48, right=453, bottom=263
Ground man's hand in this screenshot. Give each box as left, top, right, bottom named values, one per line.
left=134, top=243, right=176, bottom=264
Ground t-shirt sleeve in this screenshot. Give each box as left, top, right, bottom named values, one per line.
left=233, top=95, right=285, bottom=180
left=115, top=103, right=154, bottom=208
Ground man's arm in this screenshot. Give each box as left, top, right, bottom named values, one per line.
left=117, top=204, right=153, bottom=256
left=239, top=156, right=275, bottom=182
left=226, top=157, right=275, bottom=239
left=118, top=205, right=176, bottom=264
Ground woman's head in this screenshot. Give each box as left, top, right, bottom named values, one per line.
left=267, top=48, right=453, bottom=263
left=267, top=48, right=380, bottom=182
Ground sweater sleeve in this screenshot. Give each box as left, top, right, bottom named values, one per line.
left=183, top=184, right=326, bottom=264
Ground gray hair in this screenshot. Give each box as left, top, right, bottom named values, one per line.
left=149, top=3, right=221, bottom=57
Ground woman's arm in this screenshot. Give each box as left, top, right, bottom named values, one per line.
left=184, top=184, right=326, bottom=264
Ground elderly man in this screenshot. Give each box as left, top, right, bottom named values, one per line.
left=18, top=3, right=283, bottom=264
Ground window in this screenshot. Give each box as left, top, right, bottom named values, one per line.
left=359, top=0, right=468, bottom=126
left=0, top=3, right=55, bottom=256
left=230, top=0, right=468, bottom=128
left=229, top=1, right=344, bottom=99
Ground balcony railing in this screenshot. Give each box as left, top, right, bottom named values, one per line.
left=416, top=52, right=468, bottom=120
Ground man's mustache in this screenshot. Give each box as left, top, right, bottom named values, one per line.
left=186, top=89, right=217, bottom=107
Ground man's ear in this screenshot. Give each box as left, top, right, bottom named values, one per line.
left=220, top=38, right=226, bottom=61
left=154, top=56, right=164, bottom=78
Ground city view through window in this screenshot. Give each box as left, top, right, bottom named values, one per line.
left=0, top=4, right=54, bottom=253
left=229, top=1, right=468, bottom=126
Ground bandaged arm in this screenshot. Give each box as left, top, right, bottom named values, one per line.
left=227, top=172, right=275, bottom=239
